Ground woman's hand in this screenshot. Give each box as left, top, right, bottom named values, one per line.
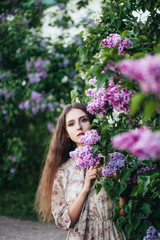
left=82, top=164, right=100, bottom=193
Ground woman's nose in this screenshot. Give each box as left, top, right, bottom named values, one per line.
left=76, top=122, right=82, bottom=130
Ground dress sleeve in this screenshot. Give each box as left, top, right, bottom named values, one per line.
left=51, top=168, right=71, bottom=230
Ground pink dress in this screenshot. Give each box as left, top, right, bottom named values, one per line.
left=51, top=158, right=126, bottom=240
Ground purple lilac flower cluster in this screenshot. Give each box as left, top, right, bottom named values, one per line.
left=19, top=90, right=58, bottom=115
left=128, top=164, right=157, bottom=184
left=69, top=129, right=101, bottom=168
left=86, top=78, right=108, bottom=117
left=118, top=54, right=160, bottom=98
left=26, top=57, right=50, bottom=84
left=137, top=164, right=157, bottom=174
left=70, top=145, right=100, bottom=168
left=102, top=33, right=133, bottom=55
left=102, top=152, right=127, bottom=177
left=79, top=129, right=101, bottom=145
left=107, top=78, right=133, bottom=114
left=0, top=88, right=15, bottom=100
left=112, top=127, right=160, bottom=159
left=8, top=156, right=17, bottom=162
left=47, top=123, right=55, bottom=133
left=86, top=77, right=133, bottom=116
left=143, top=226, right=160, bottom=240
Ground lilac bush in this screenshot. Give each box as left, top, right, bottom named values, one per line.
left=112, top=127, right=160, bottom=159
left=102, top=152, right=127, bottom=177
left=118, top=54, right=160, bottom=98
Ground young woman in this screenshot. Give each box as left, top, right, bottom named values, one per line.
left=35, top=102, right=126, bottom=240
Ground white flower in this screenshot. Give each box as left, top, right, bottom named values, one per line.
left=92, top=11, right=102, bottom=24
left=107, top=116, right=115, bottom=125
left=82, top=30, right=91, bottom=41
left=112, top=109, right=124, bottom=122
left=80, top=70, right=87, bottom=80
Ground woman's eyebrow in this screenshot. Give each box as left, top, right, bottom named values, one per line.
left=66, top=115, right=87, bottom=123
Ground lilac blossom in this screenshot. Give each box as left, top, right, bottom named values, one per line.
left=137, top=164, right=157, bottom=174
left=0, top=89, right=15, bottom=100
left=27, top=73, right=41, bottom=84
left=70, top=145, right=100, bottom=169
left=86, top=77, right=133, bottom=116
left=47, top=123, right=55, bottom=133
left=19, top=100, right=30, bottom=110
left=26, top=57, right=50, bottom=84
left=79, top=129, right=101, bottom=145
left=102, top=152, right=127, bottom=177
left=143, top=226, right=160, bottom=240
left=102, top=33, right=133, bottom=55
left=30, top=91, right=43, bottom=104
left=118, top=54, right=160, bottom=98
left=56, top=3, right=66, bottom=10
left=10, top=168, right=16, bottom=174
left=112, top=127, right=160, bottom=159
left=8, top=156, right=17, bottom=162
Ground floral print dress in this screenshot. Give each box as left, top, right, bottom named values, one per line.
left=51, top=158, right=126, bottom=240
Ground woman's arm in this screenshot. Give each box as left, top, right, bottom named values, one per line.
left=68, top=166, right=99, bottom=227
left=119, top=197, right=126, bottom=216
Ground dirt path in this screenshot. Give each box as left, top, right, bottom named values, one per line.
left=0, top=216, right=67, bottom=240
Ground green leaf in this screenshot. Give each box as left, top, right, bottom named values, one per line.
left=132, top=52, right=146, bottom=59
left=129, top=213, right=140, bottom=230
left=140, top=202, right=150, bottom=215
left=130, top=185, right=140, bottom=197
left=121, top=30, right=128, bottom=41
left=138, top=35, right=147, bottom=40
left=120, top=168, right=131, bottom=184
left=130, top=92, right=146, bottom=116
left=117, top=216, right=126, bottom=226
left=125, top=2, right=131, bottom=9
left=70, top=89, right=77, bottom=103
left=75, top=61, right=80, bottom=71
left=124, top=224, right=132, bottom=239
left=102, top=180, right=114, bottom=192
left=42, top=0, right=56, bottom=6
left=143, top=100, right=156, bottom=121
left=100, top=138, right=107, bottom=147
left=93, top=145, right=99, bottom=154
left=94, top=183, right=102, bottom=194
left=22, top=0, right=35, bottom=7
left=115, top=19, right=122, bottom=29
left=97, top=73, right=108, bottom=89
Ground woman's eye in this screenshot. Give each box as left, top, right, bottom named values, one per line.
left=81, top=118, right=88, bottom=122
left=68, top=122, right=74, bottom=127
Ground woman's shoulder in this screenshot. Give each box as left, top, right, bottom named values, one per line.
left=57, top=158, right=74, bottom=174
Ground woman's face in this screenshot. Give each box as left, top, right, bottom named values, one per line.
left=65, top=108, right=91, bottom=147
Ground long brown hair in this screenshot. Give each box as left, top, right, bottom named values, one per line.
left=35, top=103, right=94, bottom=222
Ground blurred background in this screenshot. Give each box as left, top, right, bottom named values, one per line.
left=0, top=0, right=100, bottom=220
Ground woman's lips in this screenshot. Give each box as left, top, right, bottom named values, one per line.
left=77, top=133, right=84, bottom=137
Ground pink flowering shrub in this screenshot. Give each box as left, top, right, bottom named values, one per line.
left=102, top=33, right=133, bottom=55
left=69, top=129, right=101, bottom=168
left=118, top=54, right=160, bottom=98
left=112, top=127, right=160, bottom=159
